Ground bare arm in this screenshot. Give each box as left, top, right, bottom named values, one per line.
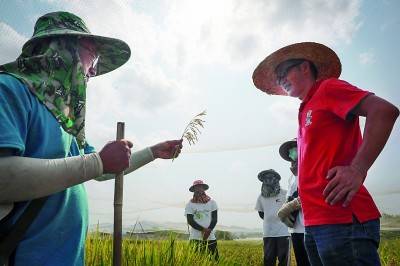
left=324, top=95, right=399, bottom=206
left=349, top=95, right=399, bottom=175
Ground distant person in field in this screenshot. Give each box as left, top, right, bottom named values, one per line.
left=255, top=169, right=290, bottom=266
left=253, top=42, right=399, bottom=265
left=277, top=139, right=310, bottom=266
left=185, top=179, right=219, bottom=260
left=0, top=11, right=183, bottom=265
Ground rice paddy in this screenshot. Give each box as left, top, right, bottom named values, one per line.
left=85, top=231, right=400, bottom=265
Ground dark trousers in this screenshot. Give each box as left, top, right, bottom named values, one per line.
left=291, top=233, right=311, bottom=266
left=190, top=239, right=219, bottom=260
left=263, top=236, right=289, bottom=266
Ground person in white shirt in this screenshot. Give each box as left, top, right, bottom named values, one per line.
left=277, top=139, right=310, bottom=266
left=255, top=169, right=290, bottom=266
left=184, top=179, right=218, bottom=260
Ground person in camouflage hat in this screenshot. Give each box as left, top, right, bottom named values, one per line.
left=0, top=11, right=182, bottom=265
left=255, top=169, right=290, bottom=266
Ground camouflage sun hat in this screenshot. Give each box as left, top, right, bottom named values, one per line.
left=22, top=11, right=131, bottom=76
left=257, top=169, right=281, bottom=182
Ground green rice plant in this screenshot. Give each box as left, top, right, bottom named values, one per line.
left=379, top=237, right=400, bottom=266
left=86, top=231, right=400, bottom=265
left=86, top=233, right=239, bottom=266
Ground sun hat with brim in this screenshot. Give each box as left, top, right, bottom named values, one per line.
left=22, top=11, right=131, bottom=76
left=257, top=169, right=281, bottom=182
left=252, top=42, right=341, bottom=95
left=189, top=180, right=209, bottom=192
left=279, top=139, right=297, bottom=162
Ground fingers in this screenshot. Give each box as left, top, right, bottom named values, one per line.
left=173, top=144, right=182, bottom=158
left=326, top=167, right=338, bottom=179
left=325, top=185, right=348, bottom=205
left=152, top=139, right=184, bottom=159
left=343, top=190, right=357, bottom=207
left=322, top=177, right=339, bottom=198
left=99, top=139, right=133, bottom=174
left=323, top=165, right=363, bottom=206
left=122, top=139, right=133, bottom=148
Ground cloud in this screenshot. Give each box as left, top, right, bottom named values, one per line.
left=159, top=0, right=362, bottom=71
left=22, top=0, right=362, bottom=124
left=0, top=22, right=27, bottom=63
left=359, top=51, right=375, bottom=65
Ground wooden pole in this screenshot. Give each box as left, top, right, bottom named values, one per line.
left=113, top=122, right=125, bottom=266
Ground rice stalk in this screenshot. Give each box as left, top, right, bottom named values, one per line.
left=172, top=110, right=206, bottom=161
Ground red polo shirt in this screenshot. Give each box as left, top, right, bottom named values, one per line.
left=298, top=78, right=380, bottom=226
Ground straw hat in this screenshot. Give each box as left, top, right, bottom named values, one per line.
left=22, top=11, right=131, bottom=76
left=279, top=139, right=297, bottom=162
left=252, top=42, right=341, bottom=95
left=189, top=180, right=209, bottom=192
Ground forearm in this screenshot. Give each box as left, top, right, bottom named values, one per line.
left=95, top=147, right=154, bottom=181
left=351, top=104, right=399, bottom=175
left=0, top=154, right=103, bottom=203
left=208, top=210, right=217, bottom=230
left=187, top=214, right=204, bottom=231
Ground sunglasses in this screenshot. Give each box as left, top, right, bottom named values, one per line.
left=275, top=59, right=305, bottom=85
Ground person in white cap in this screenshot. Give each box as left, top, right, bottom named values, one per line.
left=253, top=42, right=399, bottom=265
left=184, top=179, right=219, bottom=260
left=0, top=11, right=182, bottom=265
left=255, top=169, right=290, bottom=266
left=277, top=139, right=310, bottom=266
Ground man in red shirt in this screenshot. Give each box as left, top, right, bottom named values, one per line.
left=252, top=42, right=399, bottom=265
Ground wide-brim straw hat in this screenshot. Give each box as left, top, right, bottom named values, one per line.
left=279, top=139, right=297, bottom=162
left=252, top=42, right=341, bottom=95
left=22, top=11, right=131, bottom=76
left=189, top=179, right=209, bottom=192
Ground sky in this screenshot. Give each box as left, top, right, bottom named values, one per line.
left=0, top=0, right=399, bottom=230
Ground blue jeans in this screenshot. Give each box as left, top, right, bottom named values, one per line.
left=304, top=218, right=380, bottom=266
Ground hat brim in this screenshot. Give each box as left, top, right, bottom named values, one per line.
left=252, top=42, right=341, bottom=95
left=279, top=140, right=297, bottom=161
left=22, top=31, right=131, bottom=76
left=258, top=169, right=281, bottom=182
left=189, top=184, right=209, bottom=192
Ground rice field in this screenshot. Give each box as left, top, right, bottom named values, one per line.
left=85, top=232, right=400, bottom=265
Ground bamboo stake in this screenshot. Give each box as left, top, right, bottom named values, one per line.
left=113, top=122, right=125, bottom=266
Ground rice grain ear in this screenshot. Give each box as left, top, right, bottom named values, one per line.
left=172, top=110, right=207, bottom=161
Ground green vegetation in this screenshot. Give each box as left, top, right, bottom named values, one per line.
left=85, top=230, right=400, bottom=265
left=381, top=213, right=400, bottom=229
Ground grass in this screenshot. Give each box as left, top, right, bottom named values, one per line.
left=85, top=231, right=400, bottom=265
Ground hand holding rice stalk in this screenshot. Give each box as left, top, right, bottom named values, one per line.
left=173, top=110, right=206, bottom=161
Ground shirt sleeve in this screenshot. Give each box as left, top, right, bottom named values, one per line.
left=84, top=142, right=96, bottom=154
left=184, top=202, right=194, bottom=215
left=0, top=74, right=32, bottom=154
left=322, top=78, right=373, bottom=120
left=211, top=200, right=218, bottom=211
left=255, top=195, right=263, bottom=211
